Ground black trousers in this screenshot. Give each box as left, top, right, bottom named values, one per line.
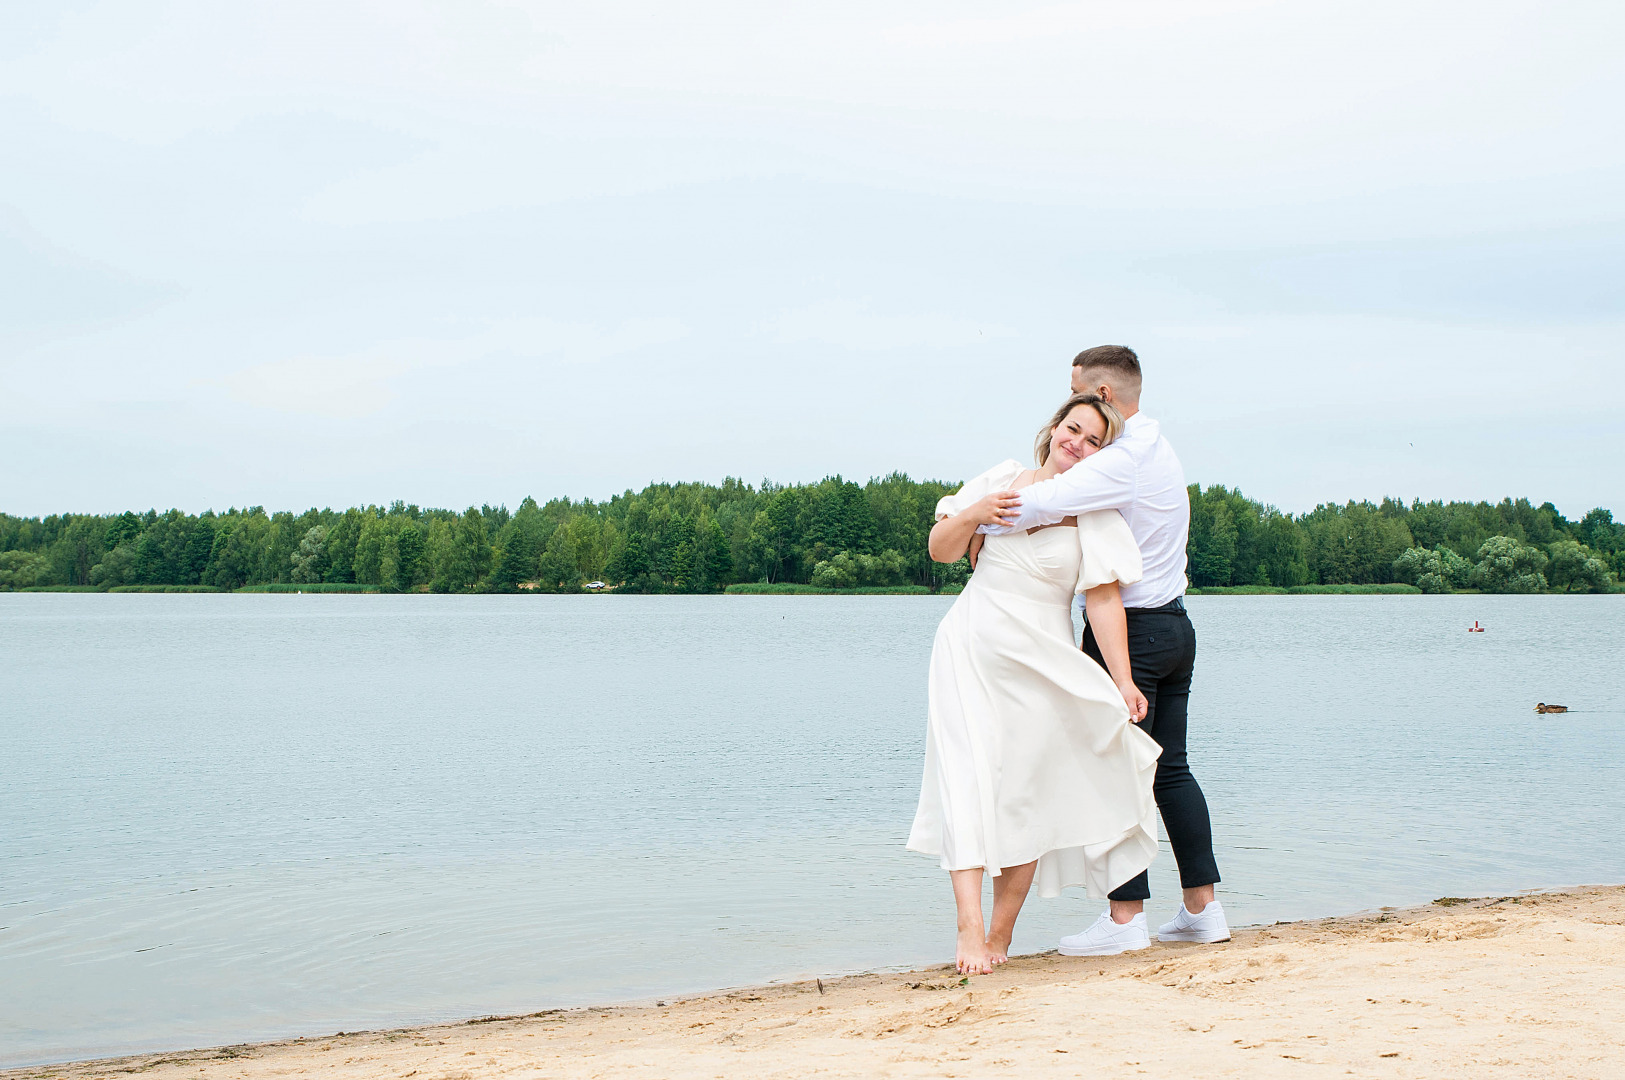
left=1082, top=604, right=1220, bottom=902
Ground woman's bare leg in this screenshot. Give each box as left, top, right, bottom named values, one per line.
left=986, top=860, right=1037, bottom=964
left=950, top=869, right=995, bottom=975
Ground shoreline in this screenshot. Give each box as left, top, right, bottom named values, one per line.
left=13, top=586, right=1620, bottom=596
left=9, top=885, right=1623, bottom=1079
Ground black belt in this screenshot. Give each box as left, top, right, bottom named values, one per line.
left=1124, top=597, right=1186, bottom=616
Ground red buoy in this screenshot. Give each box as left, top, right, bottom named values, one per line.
left=1468, top=620, right=1485, bottom=633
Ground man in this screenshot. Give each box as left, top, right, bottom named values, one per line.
left=982, top=345, right=1228, bottom=955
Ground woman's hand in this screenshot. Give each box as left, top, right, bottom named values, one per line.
left=967, top=532, right=985, bottom=570
left=1117, top=680, right=1148, bottom=724
left=966, top=491, right=1021, bottom=529
left=929, top=490, right=1020, bottom=564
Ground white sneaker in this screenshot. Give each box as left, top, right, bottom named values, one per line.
left=1058, top=911, right=1151, bottom=956
left=1156, top=901, right=1231, bottom=943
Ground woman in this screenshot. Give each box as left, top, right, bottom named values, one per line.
left=907, top=392, right=1161, bottom=976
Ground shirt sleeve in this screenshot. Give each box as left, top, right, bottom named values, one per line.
left=935, top=460, right=1024, bottom=521
left=1075, top=509, right=1144, bottom=593
left=982, top=443, right=1136, bottom=533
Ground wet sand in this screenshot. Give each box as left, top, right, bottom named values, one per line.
left=9, top=886, right=1624, bottom=1080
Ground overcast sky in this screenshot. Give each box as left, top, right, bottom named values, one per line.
left=3, top=0, right=1622, bottom=519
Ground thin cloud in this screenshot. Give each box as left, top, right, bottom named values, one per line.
left=206, top=317, right=689, bottom=419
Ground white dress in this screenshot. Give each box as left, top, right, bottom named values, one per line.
left=907, top=460, right=1162, bottom=899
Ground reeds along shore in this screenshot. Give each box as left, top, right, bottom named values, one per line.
left=10, top=886, right=1624, bottom=1080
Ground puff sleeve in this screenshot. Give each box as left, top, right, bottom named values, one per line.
left=934, top=460, right=1026, bottom=521
left=1075, top=509, right=1144, bottom=593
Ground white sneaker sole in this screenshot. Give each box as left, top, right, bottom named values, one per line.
left=1058, top=937, right=1151, bottom=957
left=1156, top=927, right=1231, bottom=944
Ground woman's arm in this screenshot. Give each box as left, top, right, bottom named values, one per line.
left=1083, top=580, right=1149, bottom=722
left=928, top=491, right=1020, bottom=563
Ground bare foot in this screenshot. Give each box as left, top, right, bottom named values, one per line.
left=957, top=925, right=995, bottom=975
left=986, top=929, right=1012, bottom=966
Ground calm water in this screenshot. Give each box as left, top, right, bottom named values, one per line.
left=2, top=592, right=1622, bottom=1066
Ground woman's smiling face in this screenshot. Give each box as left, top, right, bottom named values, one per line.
left=1048, top=404, right=1107, bottom=472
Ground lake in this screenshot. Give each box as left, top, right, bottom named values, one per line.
left=1, top=592, right=1621, bottom=1066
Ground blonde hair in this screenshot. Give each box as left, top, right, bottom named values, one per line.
left=1034, top=392, right=1124, bottom=466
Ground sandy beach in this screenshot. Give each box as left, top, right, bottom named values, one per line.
left=9, top=886, right=1624, bottom=1080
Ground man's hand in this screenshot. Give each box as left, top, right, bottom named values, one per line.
left=1117, top=680, right=1149, bottom=723
left=967, top=532, right=985, bottom=570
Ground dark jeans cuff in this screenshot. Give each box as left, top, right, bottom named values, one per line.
left=1109, top=869, right=1221, bottom=902
left=1178, top=866, right=1222, bottom=890
left=1107, top=873, right=1150, bottom=902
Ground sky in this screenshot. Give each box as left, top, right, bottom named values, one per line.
left=3, top=0, right=1622, bottom=519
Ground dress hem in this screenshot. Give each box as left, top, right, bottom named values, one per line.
left=906, top=821, right=1157, bottom=899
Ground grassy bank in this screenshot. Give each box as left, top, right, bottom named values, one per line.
left=1187, top=583, right=1423, bottom=596
left=724, top=583, right=936, bottom=596
left=11, top=581, right=1612, bottom=597
left=107, top=584, right=222, bottom=593
left=235, top=582, right=384, bottom=593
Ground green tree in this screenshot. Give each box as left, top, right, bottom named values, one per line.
left=866, top=472, right=955, bottom=587
left=749, top=487, right=802, bottom=583
left=560, top=516, right=607, bottom=582
left=934, top=555, right=972, bottom=592
left=1471, top=536, right=1549, bottom=593
left=1577, top=508, right=1623, bottom=576
left=1187, top=488, right=1237, bottom=587
left=664, top=515, right=696, bottom=591
left=0, top=550, right=51, bottom=589
left=90, top=545, right=136, bottom=587
left=105, top=511, right=142, bottom=549
left=354, top=513, right=387, bottom=585
left=204, top=510, right=276, bottom=588
left=394, top=523, right=425, bottom=591
left=133, top=510, right=192, bottom=584
left=699, top=517, right=732, bottom=590
left=1393, top=545, right=1472, bottom=593
left=1578, top=508, right=1618, bottom=551
left=1301, top=501, right=1413, bottom=584
left=433, top=507, right=492, bottom=592
left=290, top=526, right=329, bottom=583
left=810, top=549, right=907, bottom=589
left=1547, top=540, right=1613, bottom=593
left=465, top=508, right=493, bottom=584
left=324, top=509, right=364, bottom=583
left=801, top=477, right=878, bottom=563
left=607, top=529, right=653, bottom=589
left=420, top=517, right=454, bottom=589
left=536, top=526, right=582, bottom=592
left=811, top=552, right=859, bottom=588
left=488, top=508, right=541, bottom=592
left=1248, top=509, right=1310, bottom=587
left=48, top=516, right=104, bottom=585
left=256, top=512, right=298, bottom=585
left=183, top=514, right=216, bottom=584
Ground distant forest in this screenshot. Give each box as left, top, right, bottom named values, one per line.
left=1, top=476, right=1620, bottom=595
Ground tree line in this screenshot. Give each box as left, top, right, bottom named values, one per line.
left=1188, top=487, right=1620, bottom=593
left=1, top=476, right=1620, bottom=594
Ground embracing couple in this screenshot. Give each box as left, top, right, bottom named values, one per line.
left=907, top=346, right=1228, bottom=975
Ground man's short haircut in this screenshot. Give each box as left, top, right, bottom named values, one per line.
left=1071, top=345, right=1142, bottom=399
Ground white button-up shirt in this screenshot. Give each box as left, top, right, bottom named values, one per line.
left=985, top=412, right=1189, bottom=609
